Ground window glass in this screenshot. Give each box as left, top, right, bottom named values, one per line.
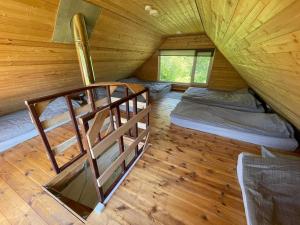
left=160, top=55, right=194, bottom=83
left=159, top=50, right=213, bottom=84
left=194, top=52, right=212, bottom=83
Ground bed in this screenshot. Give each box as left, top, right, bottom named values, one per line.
left=0, top=97, right=80, bottom=152
left=237, top=150, right=300, bottom=225
left=182, top=87, right=265, bottom=112
left=170, top=101, right=298, bottom=150
left=118, top=77, right=172, bottom=100
left=93, top=87, right=145, bottom=113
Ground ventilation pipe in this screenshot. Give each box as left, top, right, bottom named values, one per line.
left=71, top=13, right=95, bottom=86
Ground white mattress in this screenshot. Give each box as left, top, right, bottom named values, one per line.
left=171, top=101, right=298, bottom=151
left=237, top=151, right=300, bottom=225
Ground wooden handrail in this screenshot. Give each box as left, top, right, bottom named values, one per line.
left=87, top=106, right=151, bottom=159
left=96, top=127, right=150, bottom=187
left=25, top=82, right=148, bottom=174
left=78, top=85, right=151, bottom=203
left=25, top=82, right=131, bottom=105
left=79, top=88, right=149, bottom=123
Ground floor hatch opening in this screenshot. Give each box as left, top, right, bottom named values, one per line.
left=44, top=139, right=148, bottom=222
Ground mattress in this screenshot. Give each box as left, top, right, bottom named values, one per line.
left=148, top=85, right=171, bottom=100
left=170, top=101, right=298, bottom=150
left=94, top=86, right=145, bottom=102
left=182, top=87, right=265, bottom=112
left=93, top=88, right=145, bottom=114
left=237, top=151, right=300, bottom=225
left=94, top=79, right=171, bottom=101
left=0, top=97, right=80, bottom=152
left=118, top=77, right=172, bottom=99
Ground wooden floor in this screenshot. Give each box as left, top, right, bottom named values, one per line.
left=0, top=92, right=262, bottom=225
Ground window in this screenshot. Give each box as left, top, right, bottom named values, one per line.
left=159, top=49, right=214, bottom=84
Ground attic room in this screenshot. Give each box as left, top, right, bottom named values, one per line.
left=0, top=0, right=299, bottom=224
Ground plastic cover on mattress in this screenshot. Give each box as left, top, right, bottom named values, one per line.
left=237, top=150, right=300, bottom=225
left=170, top=101, right=298, bottom=150
left=182, top=87, right=264, bottom=112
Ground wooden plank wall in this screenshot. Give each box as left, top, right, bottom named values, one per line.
left=0, top=0, right=205, bottom=115
left=134, top=34, right=247, bottom=91
left=196, top=0, right=300, bottom=129
left=0, top=0, right=162, bottom=115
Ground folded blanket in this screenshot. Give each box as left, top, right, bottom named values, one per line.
left=171, top=101, right=294, bottom=138
left=119, top=77, right=171, bottom=93
left=182, top=87, right=264, bottom=112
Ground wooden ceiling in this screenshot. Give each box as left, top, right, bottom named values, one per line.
left=89, top=0, right=204, bottom=35
left=196, top=0, right=300, bottom=129
left=0, top=0, right=205, bottom=115
left=90, top=0, right=300, bottom=129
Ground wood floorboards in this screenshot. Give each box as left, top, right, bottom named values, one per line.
left=0, top=92, right=262, bottom=225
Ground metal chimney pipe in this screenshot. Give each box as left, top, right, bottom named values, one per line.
left=71, top=13, right=95, bottom=86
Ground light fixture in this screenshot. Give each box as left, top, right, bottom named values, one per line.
left=145, top=5, right=159, bottom=17
left=149, top=9, right=159, bottom=17
left=145, top=5, right=152, bottom=11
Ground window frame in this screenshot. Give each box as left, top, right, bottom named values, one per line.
left=158, top=48, right=215, bottom=87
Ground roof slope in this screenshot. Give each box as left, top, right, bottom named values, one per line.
left=196, top=0, right=300, bottom=129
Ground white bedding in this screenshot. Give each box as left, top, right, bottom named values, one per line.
left=170, top=101, right=298, bottom=151
left=182, top=87, right=264, bottom=112
left=237, top=150, right=300, bottom=225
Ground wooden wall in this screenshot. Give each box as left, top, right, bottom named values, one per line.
left=0, top=0, right=206, bottom=115
left=0, top=0, right=162, bottom=115
left=196, top=0, right=300, bottom=129
left=134, top=34, right=247, bottom=91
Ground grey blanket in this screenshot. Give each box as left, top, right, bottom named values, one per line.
left=0, top=109, right=35, bottom=143
left=93, top=87, right=145, bottom=103
left=171, top=101, right=294, bottom=138
left=182, top=87, right=264, bottom=112
left=0, top=97, right=79, bottom=144
left=119, top=77, right=171, bottom=93
left=237, top=151, right=300, bottom=225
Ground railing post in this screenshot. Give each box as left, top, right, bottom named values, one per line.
left=65, top=96, right=85, bottom=154
left=114, top=105, right=126, bottom=171
left=87, top=88, right=96, bottom=111
left=124, top=87, right=130, bottom=120
left=132, top=96, right=139, bottom=155
left=146, top=89, right=150, bottom=127
left=79, top=118, right=104, bottom=203
left=106, top=85, right=115, bottom=131
left=26, top=103, right=60, bottom=174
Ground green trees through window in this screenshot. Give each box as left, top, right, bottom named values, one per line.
left=159, top=50, right=213, bottom=84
